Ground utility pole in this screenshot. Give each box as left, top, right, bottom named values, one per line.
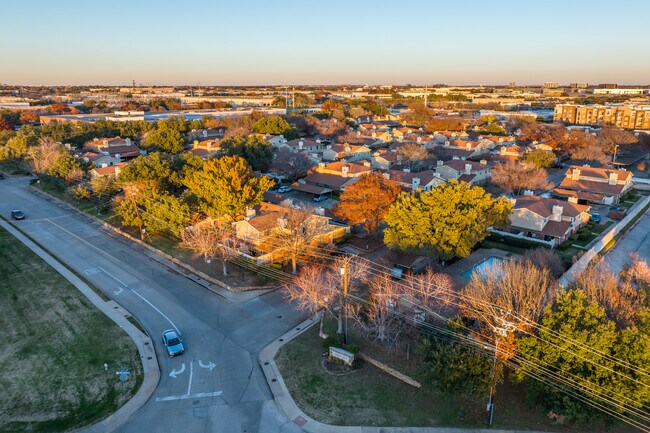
left=613, top=144, right=620, bottom=164
left=424, top=84, right=428, bottom=108
left=487, top=317, right=515, bottom=427
left=292, top=87, right=295, bottom=111
left=340, top=259, right=350, bottom=345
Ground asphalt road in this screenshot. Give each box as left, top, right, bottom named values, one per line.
left=603, top=207, right=650, bottom=275
left=0, top=177, right=305, bottom=433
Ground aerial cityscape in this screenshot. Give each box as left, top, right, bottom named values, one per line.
left=1, top=1, right=649, bottom=433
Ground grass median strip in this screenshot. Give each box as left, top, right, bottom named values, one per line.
left=0, top=225, right=142, bottom=433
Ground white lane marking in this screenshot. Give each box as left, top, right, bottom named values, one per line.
left=83, top=267, right=100, bottom=276
left=155, top=391, right=222, bottom=402
left=187, top=362, right=193, bottom=395
left=114, top=287, right=124, bottom=296
left=97, top=266, right=128, bottom=287
left=198, top=360, right=216, bottom=371
left=169, top=363, right=186, bottom=378
left=131, top=289, right=179, bottom=334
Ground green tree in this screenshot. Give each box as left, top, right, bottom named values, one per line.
left=139, top=188, right=191, bottom=236
left=418, top=319, right=502, bottom=395
left=515, top=290, right=650, bottom=422
left=252, top=115, right=291, bottom=135
left=220, top=135, right=273, bottom=172
left=384, top=180, right=512, bottom=259
left=117, top=153, right=173, bottom=190
left=525, top=149, right=555, bottom=168
left=142, top=129, right=185, bottom=154
left=183, top=155, right=274, bottom=220
left=157, top=115, right=189, bottom=133
left=0, top=132, right=38, bottom=161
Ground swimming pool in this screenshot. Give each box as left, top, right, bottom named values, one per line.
left=462, top=256, right=504, bottom=279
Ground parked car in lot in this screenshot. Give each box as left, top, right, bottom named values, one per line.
left=11, top=210, right=25, bottom=220
left=589, top=212, right=601, bottom=223
left=313, top=193, right=328, bottom=202
left=162, top=329, right=184, bottom=357
left=277, top=186, right=292, bottom=193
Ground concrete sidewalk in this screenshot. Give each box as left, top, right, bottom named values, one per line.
left=259, top=312, right=554, bottom=433
left=0, top=220, right=160, bottom=433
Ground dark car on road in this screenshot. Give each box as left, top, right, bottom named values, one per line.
left=162, top=329, right=184, bottom=357
left=11, top=210, right=25, bottom=220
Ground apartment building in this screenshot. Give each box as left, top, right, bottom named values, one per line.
left=554, top=104, right=650, bottom=129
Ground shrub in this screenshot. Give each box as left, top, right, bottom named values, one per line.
left=322, top=336, right=340, bottom=349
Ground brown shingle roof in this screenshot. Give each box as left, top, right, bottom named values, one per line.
left=513, top=195, right=589, bottom=218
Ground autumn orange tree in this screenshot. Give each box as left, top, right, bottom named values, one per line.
left=332, top=172, right=401, bottom=237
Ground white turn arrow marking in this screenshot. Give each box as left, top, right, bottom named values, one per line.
left=169, top=363, right=186, bottom=378
left=198, top=360, right=216, bottom=371
left=114, top=287, right=124, bottom=295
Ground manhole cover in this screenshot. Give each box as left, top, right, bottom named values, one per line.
left=147, top=356, right=152, bottom=360
left=277, top=315, right=282, bottom=319
left=264, top=362, right=269, bottom=365
left=296, top=327, right=301, bottom=330
left=144, top=342, right=149, bottom=345
left=271, top=378, right=277, bottom=382
left=279, top=338, right=284, bottom=342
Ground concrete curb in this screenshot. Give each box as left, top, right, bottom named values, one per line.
left=28, top=186, right=274, bottom=303
left=259, top=312, right=555, bottom=433
left=0, top=220, right=160, bottom=433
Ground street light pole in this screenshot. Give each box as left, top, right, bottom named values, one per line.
left=613, top=145, right=620, bottom=164
left=487, top=336, right=500, bottom=426
left=340, top=260, right=349, bottom=346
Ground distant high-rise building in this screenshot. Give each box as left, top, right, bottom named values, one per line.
left=599, top=83, right=618, bottom=89
left=509, top=81, right=516, bottom=88
left=543, top=82, right=559, bottom=89
left=569, top=83, right=588, bottom=89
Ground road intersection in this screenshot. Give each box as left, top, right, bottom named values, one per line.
left=0, top=177, right=305, bottom=433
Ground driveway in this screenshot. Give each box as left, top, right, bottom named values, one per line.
left=0, top=177, right=305, bottom=433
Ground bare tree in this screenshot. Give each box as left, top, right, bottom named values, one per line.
left=181, top=218, right=239, bottom=276
left=397, top=143, right=430, bottom=170
left=28, top=138, right=64, bottom=177
left=350, top=273, right=404, bottom=347
left=402, top=267, right=455, bottom=319
left=460, top=258, right=557, bottom=357
left=522, top=248, right=565, bottom=278
left=574, top=260, right=642, bottom=327
left=270, top=204, right=331, bottom=274
left=491, top=160, right=550, bottom=195
left=283, top=256, right=369, bottom=337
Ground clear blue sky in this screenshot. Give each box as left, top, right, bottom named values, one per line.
left=1, top=0, right=648, bottom=86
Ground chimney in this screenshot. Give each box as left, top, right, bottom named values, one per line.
left=362, top=161, right=371, bottom=167
left=245, top=207, right=256, bottom=220
left=568, top=196, right=579, bottom=204
left=115, top=153, right=121, bottom=162
left=317, top=163, right=325, bottom=172
left=551, top=205, right=563, bottom=222
left=465, top=142, right=472, bottom=150
left=402, top=168, right=411, bottom=173
left=326, top=144, right=332, bottom=149
left=480, top=159, right=487, bottom=166
left=298, top=141, right=304, bottom=149
left=572, top=168, right=581, bottom=180
left=382, top=172, right=391, bottom=180
left=444, top=140, right=450, bottom=147
left=341, top=165, right=350, bottom=177
left=464, top=163, right=472, bottom=175
left=202, top=130, right=208, bottom=138
left=125, top=138, right=132, bottom=146
left=315, top=207, right=325, bottom=216
left=206, top=141, right=212, bottom=151
left=523, top=189, right=534, bottom=196
left=101, top=163, right=108, bottom=168
left=316, top=138, right=321, bottom=144
left=500, top=146, right=506, bottom=155
left=411, top=177, right=420, bottom=189
left=114, top=165, right=122, bottom=176
left=193, top=140, right=199, bottom=149
left=609, top=172, right=618, bottom=185
left=437, top=160, right=444, bottom=167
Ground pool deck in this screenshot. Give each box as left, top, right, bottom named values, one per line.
left=445, top=248, right=514, bottom=287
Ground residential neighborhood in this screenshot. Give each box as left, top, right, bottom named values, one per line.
left=1, top=2, right=650, bottom=433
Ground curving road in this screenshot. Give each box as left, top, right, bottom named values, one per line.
left=0, top=177, right=305, bottom=433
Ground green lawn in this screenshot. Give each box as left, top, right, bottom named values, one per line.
left=276, top=320, right=634, bottom=432
left=0, top=226, right=142, bottom=433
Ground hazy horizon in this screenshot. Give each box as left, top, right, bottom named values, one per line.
left=2, top=0, right=649, bottom=87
